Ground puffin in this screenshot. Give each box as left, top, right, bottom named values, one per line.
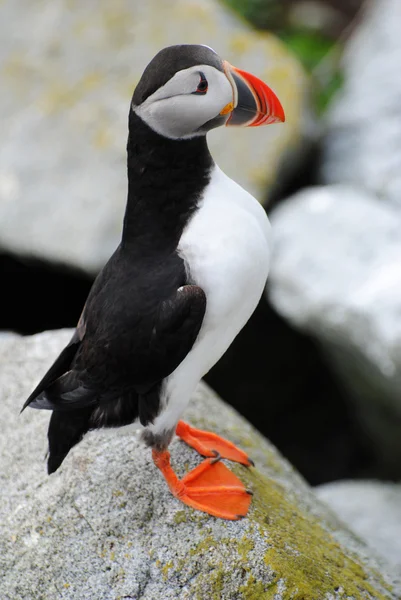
left=23, top=45, right=285, bottom=520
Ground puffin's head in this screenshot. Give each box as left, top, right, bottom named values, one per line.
left=132, top=44, right=285, bottom=140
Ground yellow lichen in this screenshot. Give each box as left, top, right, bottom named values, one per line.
left=239, top=574, right=274, bottom=599
left=173, top=510, right=188, bottom=525
left=161, top=560, right=174, bottom=581
left=237, top=467, right=393, bottom=599
left=170, top=444, right=394, bottom=598
left=237, top=535, right=255, bottom=562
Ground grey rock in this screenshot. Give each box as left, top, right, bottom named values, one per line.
left=268, top=185, right=401, bottom=473
left=317, top=480, right=401, bottom=573
left=1, top=329, right=400, bottom=599
left=0, top=0, right=308, bottom=275
left=321, top=0, right=401, bottom=209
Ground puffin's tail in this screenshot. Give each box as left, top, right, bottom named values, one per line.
left=47, top=408, right=92, bottom=474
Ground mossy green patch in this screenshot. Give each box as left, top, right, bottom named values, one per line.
left=187, top=531, right=272, bottom=598
left=208, top=568, right=225, bottom=600
left=239, top=574, right=274, bottom=599
left=238, top=467, right=393, bottom=599
left=237, top=535, right=255, bottom=561
left=173, top=506, right=209, bottom=527
left=161, top=560, right=174, bottom=581
left=178, top=413, right=393, bottom=597
left=189, top=534, right=219, bottom=558
left=173, top=510, right=188, bottom=525
left=181, top=462, right=394, bottom=597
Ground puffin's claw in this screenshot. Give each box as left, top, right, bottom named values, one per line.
left=210, top=450, right=221, bottom=464
left=176, top=420, right=254, bottom=467
left=152, top=449, right=251, bottom=520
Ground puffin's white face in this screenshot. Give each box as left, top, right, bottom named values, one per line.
left=133, top=64, right=233, bottom=140
left=132, top=45, right=285, bottom=141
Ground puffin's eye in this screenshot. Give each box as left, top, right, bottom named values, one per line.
left=193, top=72, right=208, bottom=95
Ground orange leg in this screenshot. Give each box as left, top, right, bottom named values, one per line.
left=152, top=449, right=252, bottom=520
left=176, top=420, right=254, bottom=467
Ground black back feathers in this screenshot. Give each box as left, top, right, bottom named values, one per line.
left=23, top=45, right=217, bottom=474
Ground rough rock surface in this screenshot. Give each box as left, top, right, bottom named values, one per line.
left=0, top=0, right=307, bottom=274
left=269, top=186, right=401, bottom=476
left=321, top=0, right=401, bottom=208
left=1, top=330, right=400, bottom=599
left=317, top=481, right=401, bottom=573
left=268, top=185, right=401, bottom=473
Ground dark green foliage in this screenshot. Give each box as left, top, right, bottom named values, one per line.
left=223, top=0, right=344, bottom=113
left=223, top=0, right=286, bottom=30
left=281, top=29, right=344, bottom=113
left=281, top=29, right=334, bottom=71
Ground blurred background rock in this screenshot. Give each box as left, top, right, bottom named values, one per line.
left=1, top=0, right=400, bottom=513
left=0, top=0, right=309, bottom=273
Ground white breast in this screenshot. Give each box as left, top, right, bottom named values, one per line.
left=148, top=165, right=272, bottom=435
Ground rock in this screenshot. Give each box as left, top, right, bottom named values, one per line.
left=321, top=0, right=401, bottom=209
left=1, top=330, right=400, bottom=599
left=268, top=185, right=401, bottom=475
left=0, top=0, right=308, bottom=275
left=205, top=298, right=370, bottom=487
left=317, top=481, right=401, bottom=573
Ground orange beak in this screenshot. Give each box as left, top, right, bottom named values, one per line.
left=221, top=61, right=285, bottom=127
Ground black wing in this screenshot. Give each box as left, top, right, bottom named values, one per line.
left=23, top=285, right=206, bottom=415
left=21, top=314, right=86, bottom=412
left=138, top=284, right=207, bottom=387
left=23, top=284, right=206, bottom=474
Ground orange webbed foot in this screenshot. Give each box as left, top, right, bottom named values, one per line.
left=176, top=420, right=254, bottom=467
left=152, top=449, right=252, bottom=520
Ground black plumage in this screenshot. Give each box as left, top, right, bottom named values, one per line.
left=20, top=43, right=283, bottom=523
left=23, top=93, right=212, bottom=473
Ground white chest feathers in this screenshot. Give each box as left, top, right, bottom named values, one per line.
left=178, top=165, right=272, bottom=371
left=148, top=165, right=272, bottom=436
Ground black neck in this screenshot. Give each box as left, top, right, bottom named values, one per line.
left=122, top=111, right=213, bottom=254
